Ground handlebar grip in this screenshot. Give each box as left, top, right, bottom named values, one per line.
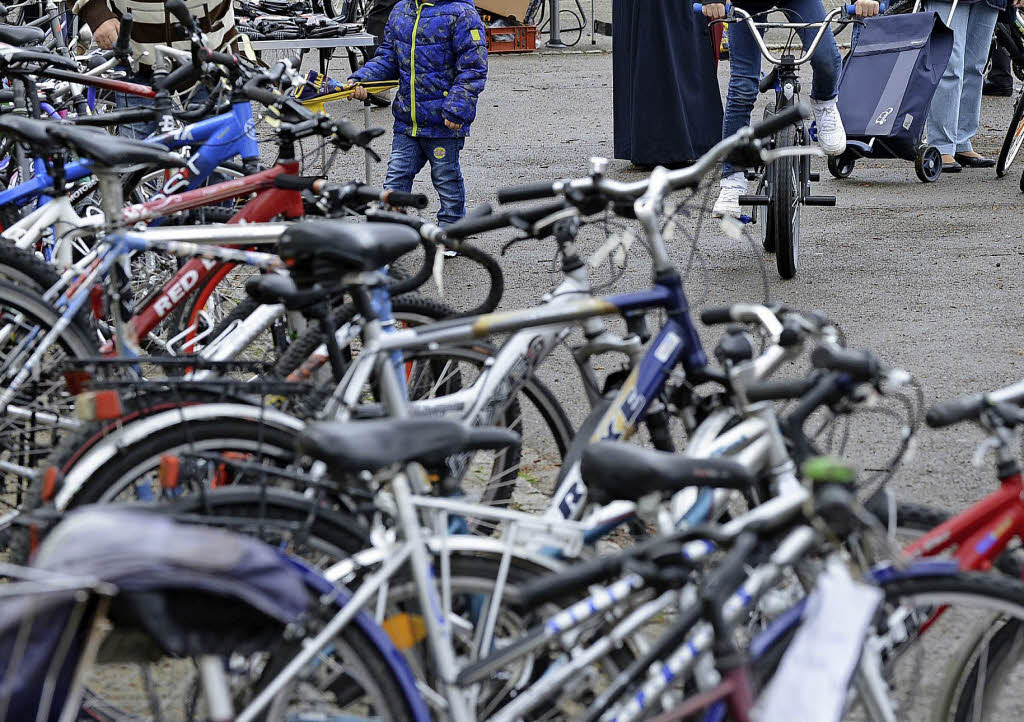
left=518, top=555, right=626, bottom=608
left=810, top=345, right=879, bottom=381
left=166, top=0, right=197, bottom=32
left=273, top=175, right=320, bottom=191
left=750, top=103, right=811, bottom=141
left=925, top=393, right=988, bottom=429
left=443, top=200, right=565, bottom=239
left=745, top=377, right=819, bottom=403
left=700, top=306, right=734, bottom=326
left=384, top=190, right=429, bottom=209
left=201, top=49, right=242, bottom=68
left=157, top=62, right=200, bottom=92
left=114, top=11, right=133, bottom=57
left=496, top=181, right=558, bottom=204
left=243, top=77, right=283, bottom=107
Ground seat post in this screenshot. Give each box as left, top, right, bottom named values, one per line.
left=95, top=168, right=125, bottom=233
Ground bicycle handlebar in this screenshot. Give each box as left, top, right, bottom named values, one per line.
left=692, top=3, right=876, bottom=67
left=493, top=107, right=809, bottom=216
left=926, top=379, right=1024, bottom=428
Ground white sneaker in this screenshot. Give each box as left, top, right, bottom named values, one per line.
left=810, top=98, right=847, bottom=156
left=713, top=172, right=747, bottom=218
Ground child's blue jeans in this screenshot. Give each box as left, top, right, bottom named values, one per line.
left=721, top=0, right=843, bottom=177
left=384, top=133, right=466, bottom=226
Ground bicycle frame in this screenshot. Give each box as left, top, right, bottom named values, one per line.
left=903, top=467, right=1024, bottom=573
left=0, top=101, right=259, bottom=213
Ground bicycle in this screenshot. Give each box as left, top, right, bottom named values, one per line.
left=696, top=2, right=849, bottom=280
left=1, top=505, right=427, bottom=721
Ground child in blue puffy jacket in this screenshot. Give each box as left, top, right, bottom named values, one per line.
left=346, top=0, right=488, bottom=228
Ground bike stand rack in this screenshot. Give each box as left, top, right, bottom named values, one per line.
left=546, top=0, right=569, bottom=48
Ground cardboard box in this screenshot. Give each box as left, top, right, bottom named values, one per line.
left=475, top=0, right=531, bottom=22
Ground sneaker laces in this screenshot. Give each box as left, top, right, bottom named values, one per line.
left=816, top=103, right=840, bottom=133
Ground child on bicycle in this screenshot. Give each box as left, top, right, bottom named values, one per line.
left=703, top=0, right=879, bottom=217
left=344, top=0, right=487, bottom=230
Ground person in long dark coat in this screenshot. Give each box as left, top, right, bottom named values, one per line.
left=612, top=0, right=724, bottom=168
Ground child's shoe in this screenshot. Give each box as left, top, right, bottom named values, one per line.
left=713, top=172, right=748, bottom=218
left=810, top=98, right=846, bottom=156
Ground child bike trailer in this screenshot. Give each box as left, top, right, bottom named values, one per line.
left=827, top=12, right=954, bottom=183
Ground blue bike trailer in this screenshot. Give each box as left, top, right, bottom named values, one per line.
left=830, top=12, right=954, bottom=182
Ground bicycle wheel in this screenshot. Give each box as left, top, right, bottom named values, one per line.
left=746, top=571, right=1024, bottom=722
left=0, top=280, right=96, bottom=517
left=278, top=333, right=575, bottom=530
left=247, top=599, right=420, bottom=722
left=759, top=107, right=776, bottom=253
left=876, top=572, right=1024, bottom=722
left=79, top=577, right=417, bottom=722
left=349, top=550, right=635, bottom=719
left=770, top=123, right=800, bottom=280
left=997, top=88, right=1024, bottom=178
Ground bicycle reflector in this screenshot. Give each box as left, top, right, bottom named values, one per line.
left=159, top=454, right=180, bottom=491
left=74, top=390, right=124, bottom=421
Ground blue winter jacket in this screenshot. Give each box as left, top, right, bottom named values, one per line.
left=350, top=0, right=488, bottom=138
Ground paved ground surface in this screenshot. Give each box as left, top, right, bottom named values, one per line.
left=308, top=34, right=1024, bottom=517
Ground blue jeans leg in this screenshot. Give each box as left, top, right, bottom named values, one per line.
left=114, top=68, right=157, bottom=140
left=957, top=2, right=999, bottom=152
left=384, top=132, right=428, bottom=194
left=722, top=20, right=763, bottom=177
left=785, top=0, right=843, bottom=102
left=423, top=137, right=466, bottom=227
left=925, top=0, right=997, bottom=154
left=721, top=3, right=842, bottom=177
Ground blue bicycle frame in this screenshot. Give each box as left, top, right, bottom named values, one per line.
left=0, top=101, right=259, bottom=212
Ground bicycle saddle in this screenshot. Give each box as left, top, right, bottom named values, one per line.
left=46, top=124, right=184, bottom=170
left=297, top=418, right=520, bottom=474
left=580, top=442, right=756, bottom=505
left=278, top=220, right=420, bottom=279
left=0, top=23, right=44, bottom=46
left=0, top=114, right=53, bottom=150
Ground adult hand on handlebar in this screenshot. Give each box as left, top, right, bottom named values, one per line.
left=343, top=81, right=368, bottom=101
left=94, top=18, right=120, bottom=50
left=702, top=2, right=727, bottom=18
left=853, top=0, right=880, bottom=17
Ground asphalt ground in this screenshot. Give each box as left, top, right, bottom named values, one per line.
left=304, top=35, right=1024, bottom=517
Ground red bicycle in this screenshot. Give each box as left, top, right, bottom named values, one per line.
left=868, top=379, right=1024, bottom=721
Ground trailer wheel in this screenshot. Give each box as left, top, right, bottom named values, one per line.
left=827, top=153, right=855, bottom=179
left=915, top=145, right=942, bottom=183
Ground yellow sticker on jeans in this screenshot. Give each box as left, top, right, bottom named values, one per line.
left=433, top=146, right=446, bottom=159
left=471, top=28, right=481, bottom=42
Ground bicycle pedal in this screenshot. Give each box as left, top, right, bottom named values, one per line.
left=803, top=195, right=837, bottom=207
left=739, top=194, right=770, bottom=206
left=808, top=172, right=820, bottom=182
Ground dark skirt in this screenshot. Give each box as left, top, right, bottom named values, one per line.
left=612, top=0, right=724, bottom=167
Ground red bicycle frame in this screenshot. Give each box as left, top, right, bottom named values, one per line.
left=95, top=160, right=304, bottom=353
left=904, top=469, right=1024, bottom=574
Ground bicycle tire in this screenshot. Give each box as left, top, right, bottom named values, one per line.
left=0, top=280, right=96, bottom=498
left=10, top=388, right=267, bottom=562
left=742, top=571, right=1024, bottom=722
left=771, top=123, right=800, bottom=279
left=375, top=553, right=636, bottom=719
left=759, top=106, right=777, bottom=253
left=997, top=88, right=1024, bottom=178
left=0, top=237, right=66, bottom=293
left=250, top=599, right=419, bottom=722
left=52, top=416, right=303, bottom=507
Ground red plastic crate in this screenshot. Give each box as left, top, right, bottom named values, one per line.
left=485, top=25, right=537, bottom=54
